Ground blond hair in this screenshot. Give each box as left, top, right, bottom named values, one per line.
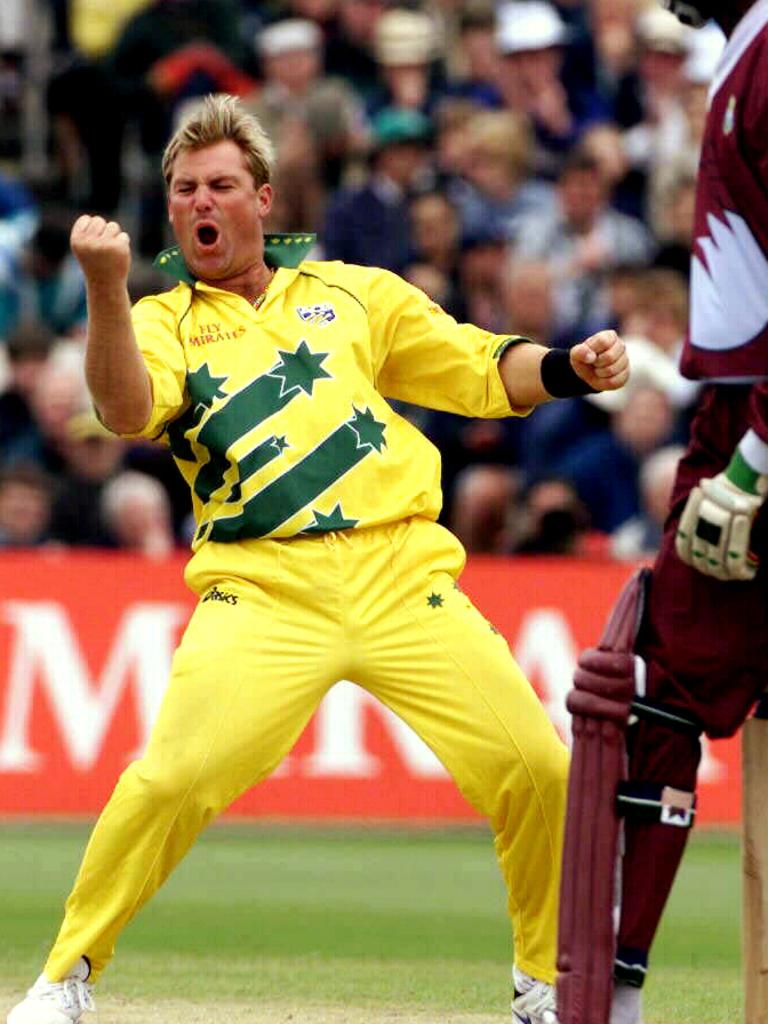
left=162, top=94, right=275, bottom=190
left=636, top=269, right=689, bottom=330
left=466, top=111, right=532, bottom=181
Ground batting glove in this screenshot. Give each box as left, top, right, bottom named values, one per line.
left=676, top=432, right=768, bottom=581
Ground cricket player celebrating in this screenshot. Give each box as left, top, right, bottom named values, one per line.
left=556, top=3, right=768, bottom=1024
left=7, top=95, right=627, bottom=1024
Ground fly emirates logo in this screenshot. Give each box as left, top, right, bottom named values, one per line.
left=188, top=322, right=247, bottom=347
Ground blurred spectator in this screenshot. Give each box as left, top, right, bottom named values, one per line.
left=0, top=463, right=54, bottom=547
left=611, top=443, right=685, bottom=560
left=322, top=107, right=433, bottom=270
left=0, top=0, right=28, bottom=164
left=67, top=0, right=154, bottom=60
left=0, top=172, right=38, bottom=335
left=513, top=148, right=652, bottom=341
left=101, top=470, right=175, bottom=557
left=645, top=26, right=724, bottom=237
left=628, top=267, right=689, bottom=359
left=448, top=110, right=553, bottom=245
left=507, top=476, right=593, bottom=555
left=48, top=410, right=125, bottom=546
left=6, top=213, right=88, bottom=338
left=613, top=7, right=691, bottom=138
left=14, top=341, right=89, bottom=475
left=592, top=0, right=638, bottom=87
left=446, top=1, right=503, bottom=108
left=325, top=0, right=387, bottom=104
left=612, top=267, right=700, bottom=410
left=406, top=190, right=464, bottom=316
left=409, top=191, right=461, bottom=276
left=495, top=1, right=605, bottom=178
left=652, top=172, right=696, bottom=279
left=450, top=462, right=521, bottom=554
left=614, top=6, right=695, bottom=219
left=432, top=98, right=484, bottom=179
left=403, top=262, right=453, bottom=310
left=499, top=259, right=556, bottom=345
left=0, top=323, right=55, bottom=464
left=247, top=17, right=366, bottom=203
left=370, top=7, right=443, bottom=116
left=555, top=383, right=678, bottom=533
left=457, top=223, right=510, bottom=332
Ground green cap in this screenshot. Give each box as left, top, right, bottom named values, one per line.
left=371, top=108, right=432, bottom=148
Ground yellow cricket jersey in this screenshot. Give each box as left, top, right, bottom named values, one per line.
left=128, top=249, right=528, bottom=548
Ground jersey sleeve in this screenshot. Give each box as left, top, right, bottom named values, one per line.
left=366, top=268, right=530, bottom=418
left=741, top=46, right=768, bottom=255
left=121, top=294, right=188, bottom=439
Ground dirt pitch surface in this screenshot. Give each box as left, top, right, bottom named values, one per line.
left=0, top=990, right=504, bottom=1024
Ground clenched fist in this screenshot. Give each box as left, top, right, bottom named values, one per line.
left=570, top=330, right=629, bottom=392
left=70, top=215, right=131, bottom=286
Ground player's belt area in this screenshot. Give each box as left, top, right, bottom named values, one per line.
left=556, top=569, right=649, bottom=1024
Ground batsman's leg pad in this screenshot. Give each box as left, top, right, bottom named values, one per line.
left=557, top=569, right=650, bottom=1024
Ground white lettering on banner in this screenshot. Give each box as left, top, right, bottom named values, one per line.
left=0, top=601, right=184, bottom=771
left=0, top=599, right=729, bottom=788
left=303, top=681, right=447, bottom=778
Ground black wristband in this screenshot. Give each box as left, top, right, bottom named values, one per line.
left=540, top=348, right=597, bottom=398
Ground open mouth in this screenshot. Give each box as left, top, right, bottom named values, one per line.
left=195, top=223, right=220, bottom=247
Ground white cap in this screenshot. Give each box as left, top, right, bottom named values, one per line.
left=257, top=18, right=322, bottom=58
left=684, top=21, right=726, bottom=83
left=496, top=1, right=566, bottom=55
left=375, top=9, right=437, bottom=66
left=635, top=6, right=690, bottom=55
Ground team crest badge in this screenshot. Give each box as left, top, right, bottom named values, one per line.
left=296, top=303, right=336, bottom=327
left=723, top=95, right=736, bottom=136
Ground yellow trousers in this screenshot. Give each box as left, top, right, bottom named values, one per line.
left=45, top=518, right=568, bottom=985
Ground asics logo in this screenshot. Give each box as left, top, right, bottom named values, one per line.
left=202, top=585, right=238, bottom=605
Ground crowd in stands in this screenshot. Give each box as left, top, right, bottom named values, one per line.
left=0, top=0, right=722, bottom=557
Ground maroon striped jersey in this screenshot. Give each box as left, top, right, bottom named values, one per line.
left=682, top=0, right=768, bottom=384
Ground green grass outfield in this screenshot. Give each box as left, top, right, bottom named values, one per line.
left=0, top=823, right=742, bottom=1022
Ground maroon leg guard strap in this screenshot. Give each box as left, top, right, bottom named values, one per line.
left=556, top=569, right=650, bottom=1024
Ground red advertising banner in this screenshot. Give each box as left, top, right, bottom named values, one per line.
left=0, top=551, right=740, bottom=825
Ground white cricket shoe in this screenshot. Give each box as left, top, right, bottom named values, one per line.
left=609, top=981, right=644, bottom=1024
left=511, top=966, right=559, bottom=1024
left=7, top=959, right=94, bottom=1024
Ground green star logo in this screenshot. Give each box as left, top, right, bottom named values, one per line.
left=187, top=363, right=228, bottom=414
left=426, top=592, right=444, bottom=609
left=348, top=406, right=387, bottom=452
left=272, top=435, right=290, bottom=453
left=269, top=340, right=331, bottom=396
left=304, top=503, right=360, bottom=533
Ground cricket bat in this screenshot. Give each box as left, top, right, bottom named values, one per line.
left=743, top=696, right=768, bottom=1024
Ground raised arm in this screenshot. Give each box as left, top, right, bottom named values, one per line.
left=70, top=215, right=153, bottom=434
left=497, top=330, right=629, bottom=407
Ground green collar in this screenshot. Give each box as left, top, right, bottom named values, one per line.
left=153, top=232, right=317, bottom=285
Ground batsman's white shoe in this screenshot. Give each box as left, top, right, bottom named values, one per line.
left=609, top=981, right=643, bottom=1024
left=7, top=959, right=94, bottom=1024
left=511, top=967, right=559, bottom=1024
